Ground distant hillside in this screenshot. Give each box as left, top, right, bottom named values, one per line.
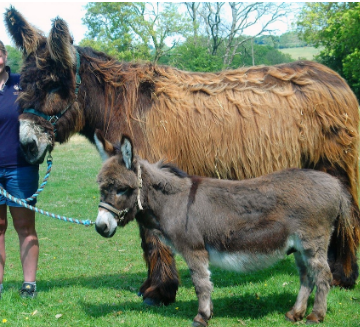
left=279, top=47, right=323, bottom=61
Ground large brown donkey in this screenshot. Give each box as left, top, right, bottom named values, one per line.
left=5, top=6, right=360, bottom=305
left=94, top=130, right=356, bottom=326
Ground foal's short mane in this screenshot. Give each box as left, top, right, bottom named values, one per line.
left=157, top=161, right=189, bottom=179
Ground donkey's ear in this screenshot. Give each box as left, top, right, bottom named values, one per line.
left=94, top=129, right=116, bottom=162
left=4, top=6, right=45, bottom=55
left=120, top=136, right=133, bottom=170
left=48, top=17, right=75, bottom=69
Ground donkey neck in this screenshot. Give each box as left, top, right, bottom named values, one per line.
left=78, top=50, right=148, bottom=147
left=140, top=160, right=191, bottom=215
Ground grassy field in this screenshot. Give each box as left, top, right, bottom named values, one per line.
left=0, top=135, right=359, bottom=326
left=280, top=46, right=323, bottom=61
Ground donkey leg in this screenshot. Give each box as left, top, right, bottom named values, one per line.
left=306, top=250, right=332, bottom=324
left=286, top=252, right=314, bottom=322
left=183, top=249, right=213, bottom=327
left=138, top=224, right=179, bottom=306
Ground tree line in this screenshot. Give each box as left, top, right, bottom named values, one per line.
left=80, top=2, right=294, bottom=69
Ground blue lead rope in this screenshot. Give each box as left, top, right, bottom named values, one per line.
left=0, top=187, right=94, bottom=226
left=21, top=155, right=53, bottom=203
left=0, top=155, right=94, bottom=226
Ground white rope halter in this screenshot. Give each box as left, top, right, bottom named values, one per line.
left=137, top=162, right=144, bottom=210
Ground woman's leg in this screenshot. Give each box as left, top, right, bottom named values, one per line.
left=10, top=206, right=38, bottom=282
left=0, top=205, right=8, bottom=285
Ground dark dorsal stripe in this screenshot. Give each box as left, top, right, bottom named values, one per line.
left=185, top=176, right=202, bottom=231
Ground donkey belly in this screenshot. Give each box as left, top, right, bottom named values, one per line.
left=206, top=236, right=298, bottom=273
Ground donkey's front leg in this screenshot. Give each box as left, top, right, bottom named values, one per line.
left=183, top=249, right=213, bottom=327
left=138, top=224, right=179, bottom=306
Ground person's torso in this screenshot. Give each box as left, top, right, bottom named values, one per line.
left=0, top=70, right=32, bottom=168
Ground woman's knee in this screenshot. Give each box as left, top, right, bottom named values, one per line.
left=0, top=205, right=8, bottom=235
left=10, top=207, right=36, bottom=235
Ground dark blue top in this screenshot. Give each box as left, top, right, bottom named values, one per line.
left=0, top=67, right=33, bottom=168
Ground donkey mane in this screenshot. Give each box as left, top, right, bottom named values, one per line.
left=158, top=161, right=189, bottom=179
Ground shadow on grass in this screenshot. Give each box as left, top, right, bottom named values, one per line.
left=78, top=291, right=300, bottom=321
left=74, top=258, right=300, bottom=320
left=5, top=256, right=298, bottom=293
left=6, top=257, right=297, bottom=292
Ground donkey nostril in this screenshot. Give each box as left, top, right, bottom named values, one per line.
left=20, top=139, right=36, bottom=155
left=28, top=139, right=38, bottom=156
left=95, top=222, right=109, bottom=235
left=21, top=139, right=38, bottom=157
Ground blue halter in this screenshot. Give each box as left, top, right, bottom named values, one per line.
left=23, top=50, right=81, bottom=129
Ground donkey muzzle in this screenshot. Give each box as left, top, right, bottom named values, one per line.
left=98, top=202, right=129, bottom=223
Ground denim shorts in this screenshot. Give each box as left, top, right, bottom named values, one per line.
left=0, top=166, right=39, bottom=207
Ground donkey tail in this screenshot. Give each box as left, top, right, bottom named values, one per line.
left=329, top=186, right=359, bottom=288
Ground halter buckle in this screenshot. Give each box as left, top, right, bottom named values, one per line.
left=48, top=115, right=59, bottom=125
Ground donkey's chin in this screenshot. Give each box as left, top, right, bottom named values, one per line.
left=20, top=141, right=51, bottom=165
left=95, top=225, right=117, bottom=238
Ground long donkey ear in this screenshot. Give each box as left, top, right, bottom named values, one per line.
left=4, top=6, right=45, bottom=55
left=94, top=129, right=116, bottom=162
left=48, top=17, right=75, bottom=69
left=120, top=136, right=133, bottom=170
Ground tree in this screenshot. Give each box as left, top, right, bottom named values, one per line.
left=82, top=2, right=191, bottom=63
left=196, top=2, right=292, bottom=67
left=278, top=31, right=307, bottom=49
left=6, top=45, right=22, bottom=73
left=297, top=2, right=360, bottom=99
left=160, top=36, right=223, bottom=72
left=184, top=2, right=201, bottom=42
left=231, top=42, right=293, bottom=67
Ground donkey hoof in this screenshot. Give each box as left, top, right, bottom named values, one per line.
left=143, top=297, right=161, bottom=307
left=192, top=314, right=208, bottom=327
left=306, top=313, right=323, bottom=324
left=285, top=309, right=303, bottom=322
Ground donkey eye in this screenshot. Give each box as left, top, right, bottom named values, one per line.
left=116, top=187, right=129, bottom=196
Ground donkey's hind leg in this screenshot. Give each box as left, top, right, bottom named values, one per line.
left=286, top=251, right=314, bottom=322
left=138, top=224, right=179, bottom=306
left=183, top=249, right=213, bottom=327
left=305, top=249, right=332, bottom=323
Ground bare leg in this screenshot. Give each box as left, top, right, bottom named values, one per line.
left=138, top=224, right=179, bottom=305
left=0, top=205, right=8, bottom=285
left=10, top=207, right=38, bottom=282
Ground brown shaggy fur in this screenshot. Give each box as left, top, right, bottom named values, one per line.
left=4, top=7, right=360, bottom=303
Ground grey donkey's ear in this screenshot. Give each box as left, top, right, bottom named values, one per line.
left=94, top=129, right=116, bottom=162
left=120, top=136, right=133, bottom=170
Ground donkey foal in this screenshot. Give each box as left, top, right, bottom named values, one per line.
left=94, top=131, right=354, bottom=326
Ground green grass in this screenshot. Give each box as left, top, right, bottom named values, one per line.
left=0, top=135, right=359, bottom=326
left=280, top=46, right=323, bottom=61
